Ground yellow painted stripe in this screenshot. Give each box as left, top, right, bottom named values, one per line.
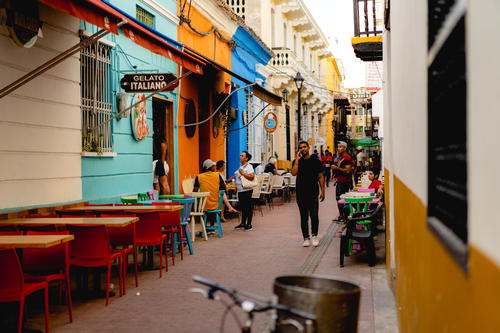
left=351, top=36, right=383, bottom=45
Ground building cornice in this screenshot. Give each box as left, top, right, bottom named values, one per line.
left=140, top=0, right=179, bottom=25
left=190, top=0, right=239, bottom=37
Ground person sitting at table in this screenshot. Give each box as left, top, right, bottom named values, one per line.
left=263, top=157, right=278, bottom=175
left=193, top=159, right=226, bottom=230
left=216, top=160, right=238, bottom=221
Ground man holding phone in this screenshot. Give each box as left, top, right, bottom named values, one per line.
left=291, top=140, right=326, bottom=247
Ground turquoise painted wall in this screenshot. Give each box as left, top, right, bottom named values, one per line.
left=81, top=0, right=179, bottom=203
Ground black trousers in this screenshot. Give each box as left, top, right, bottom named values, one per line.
left=296, top=194, right=319, bottom=239
left=238, top=190, right=253, bottom=226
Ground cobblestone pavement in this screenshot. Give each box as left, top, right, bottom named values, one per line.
left=8, top=185, right=398, bottom=333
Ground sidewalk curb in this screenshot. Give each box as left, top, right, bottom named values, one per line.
left=298, top=222, right=341, bottom=275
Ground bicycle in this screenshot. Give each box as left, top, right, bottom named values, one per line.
left=190, top=275, right=317, bottom=333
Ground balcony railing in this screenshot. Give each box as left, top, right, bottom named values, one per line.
left=353, top=0, right=384, bottom=37
left=270, top=47, right=321, bottom=88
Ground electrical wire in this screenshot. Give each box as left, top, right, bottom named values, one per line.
left=228, top=103, right=271, bottom=132
left=179, top=83, right=256, bottom=127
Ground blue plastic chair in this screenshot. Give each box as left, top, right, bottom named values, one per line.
left=170, top=198, right=195, bottom=255
left=203, top=190, right=225, bottom=238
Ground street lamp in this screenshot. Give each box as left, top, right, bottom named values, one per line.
left=294, top=72, right=305, bottom=139
left=282, top=88, right=291, bottom=160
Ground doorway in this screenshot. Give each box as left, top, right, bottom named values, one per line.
left=153, top=97, right=175, bottom=193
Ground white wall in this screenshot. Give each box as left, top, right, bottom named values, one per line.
left=0, top=5, right=82, bottom=210
left=384, top=0, right=427, bottom=204
left=468, top=0, right=500, bottom=266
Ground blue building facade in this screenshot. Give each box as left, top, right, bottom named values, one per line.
left=81, top=0, right=179, bottom=203
left=227, top=27, right=272, bottom=175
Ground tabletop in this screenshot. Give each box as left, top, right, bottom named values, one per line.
left=2, top=217, right=139, bottom=228
left=59, top=205, right=183, bottom=213
left=0, top=235, right=74, bottom=248
left=138, top=200, right=173, bottom=205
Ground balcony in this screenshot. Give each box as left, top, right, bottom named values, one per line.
left=351, top=0, right=383, bottom=61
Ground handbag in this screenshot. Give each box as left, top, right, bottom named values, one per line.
left=240, top=164, right=258, bottom=189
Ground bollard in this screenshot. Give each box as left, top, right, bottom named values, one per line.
left=274, top=275, right=360, bottom=333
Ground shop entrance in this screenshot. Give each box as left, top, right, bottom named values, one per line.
left=153, top=97, right=175, bottom=193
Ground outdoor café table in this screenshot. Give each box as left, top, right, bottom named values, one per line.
left=137, top=199, right=173, bottom=205
left=0, top=234, right=74, bottom=248
left=2, top=217, right=139, bottom=228
left=58, top=205, right=183, bottom=215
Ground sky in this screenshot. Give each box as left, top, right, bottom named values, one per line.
left=303, top=0, right=366, bottom=88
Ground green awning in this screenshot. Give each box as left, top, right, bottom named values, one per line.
left=354, top=138, right=380, bottom=147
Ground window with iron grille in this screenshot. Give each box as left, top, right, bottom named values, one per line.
left=136, top=6, right=155, bottom=28
left=80, top=39, right=113, bottom=153
left=226, top=0, right=246, bottom=20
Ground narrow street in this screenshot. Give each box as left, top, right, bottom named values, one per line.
left=22, top=186, right=397, bottom=333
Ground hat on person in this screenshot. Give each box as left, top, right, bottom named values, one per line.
left=337, top=141, right=348, bottom=148
left=202, top=159, right=216, bottom=169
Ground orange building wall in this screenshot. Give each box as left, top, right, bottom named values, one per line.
left=177, top=5, right=231, bottom=190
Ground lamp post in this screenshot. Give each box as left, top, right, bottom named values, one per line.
left=282, top=88, right=291, bottom=160
left=302, top=102, right=308, bottom=139
left=294, top=72, right=305, bottom=140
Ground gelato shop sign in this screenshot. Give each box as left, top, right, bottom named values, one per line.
left=120, top=73, right=178, bottom=93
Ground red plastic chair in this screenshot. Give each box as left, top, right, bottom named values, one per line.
left=0, top=231, right=22, bottom=235
left=152, top=203, right=183, bottom=265
left=135, top=213, right=167, bottom=277
left=0, top=225, right=18, bottom=232
left=66, top=225, right=123, bottom=306
left=23, top=231, right=73, bottom=323
left=0, top=248, right=50, bottom=333
left=102, top=215, right=139, bottom=293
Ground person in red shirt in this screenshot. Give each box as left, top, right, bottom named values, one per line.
left=321, top=150, right=333, bottom=187
left=367, top=170, right=384, bottom=196
left=331, top=141, right=353, bottom=221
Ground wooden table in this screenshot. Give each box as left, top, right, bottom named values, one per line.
left=58, top=205, right=183, bottom=214
left=2, top=217, right=139, bottom=228
left=0, top=235, right=74, bottom=248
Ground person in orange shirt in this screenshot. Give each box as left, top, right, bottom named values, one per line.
left=193, top=159, right=226, bottom=229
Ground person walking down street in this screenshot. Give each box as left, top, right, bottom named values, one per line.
left=292, top=141, right=325, bottom=247
left=332, top=141, right=354, bottom=222
left=193, top=159, right=226, bottom=231
left=216, top=160, right=238, bottom=222
left=321, top=150, right=333, bottom=187
left=153, top=140, right=170, bottom=195
left=233, top=151, right=256, bottom=231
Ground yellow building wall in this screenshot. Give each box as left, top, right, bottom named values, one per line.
left=325, top=57, right=342, bottom=149
left=177, top=5, right=231, bottom=189
left=392, top=174, right=500, bottom=333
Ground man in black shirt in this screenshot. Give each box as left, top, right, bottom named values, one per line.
left=291, top=141, right=325, bottom=247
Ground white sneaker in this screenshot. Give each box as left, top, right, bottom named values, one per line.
left=311, top=236, right=320, bottom=247
left=302, top=239, right=311, bottom=247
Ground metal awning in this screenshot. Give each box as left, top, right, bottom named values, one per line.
left=183, top=48, right=283, bottom=106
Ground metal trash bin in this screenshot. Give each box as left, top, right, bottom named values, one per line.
left=273, top=275, right=360, bottom=333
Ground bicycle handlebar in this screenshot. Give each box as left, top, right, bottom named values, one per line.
left=192, top=275, right=316, bottom=321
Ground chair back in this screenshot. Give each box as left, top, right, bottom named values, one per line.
left=0, top=231, right=22, bottom=235
left=290, top=176, right=296, bottom=186
left=23, top=231, right=69, bottom=274
left=137, top=193, right=149, bottom=201
left=135, top=213, right=163, bottom=242
left=0, top=225, right=18, bottom=232
left=170, top=198, right=195, bottom=223
left=189, top=192, right=210, bottom=214
left=0, top=249, right=24, bottom=296
left=101, top=215, right=137, bottom=247
left=272, top=175, right=284, bottom=187
left=182, top=177, right=195, bottom=194
left=147, top=190, right=157, bottom=200
left=67, top=225, right=112, bottom=261
left=252, top=177, right=263, bottom=199
left=19, top=224, right=58, bottom=233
